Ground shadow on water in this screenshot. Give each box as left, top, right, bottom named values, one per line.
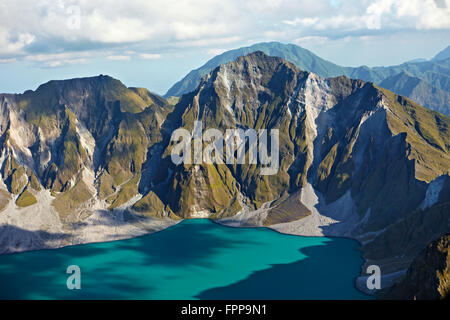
left=0, top=234, right=153, bottom=299
left=0, top=220, right=259, bottom=299
left=113, top=220, right=262, bottom=267
left=0, top=220, right=369, bottom=300
left=196, top=238, right=370, bottom=300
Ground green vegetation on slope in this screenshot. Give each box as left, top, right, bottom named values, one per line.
left=381, top=232, right=450, bottom=300
left=381, top=87, right=450, bottom=182
left=0, top=189, right=10, bottom=211
left=264, top=191, right=311, bottom=226
left=107, top=174, right=140, bottom=209
left=132, top=191, right=181, bottom=219
left=15, top=189, right=37, bottom=208
left=52, top=180, right=93, bottom=219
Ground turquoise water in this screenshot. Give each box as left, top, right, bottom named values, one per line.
left=0, top=219, right=369, bottom=299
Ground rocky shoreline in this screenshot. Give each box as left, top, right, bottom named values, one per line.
left=0, top=183, right=418, bottom=297
left=0, top=190, right=178, bottom=255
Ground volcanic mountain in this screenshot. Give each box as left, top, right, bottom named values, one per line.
left=165, top=42, right=450, bottom=116
left=0, top=52, right=449, bottom=297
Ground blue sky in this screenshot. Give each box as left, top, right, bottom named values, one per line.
left=0, top=0, right=449, bottom=95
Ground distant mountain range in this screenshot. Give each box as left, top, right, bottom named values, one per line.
left=432, top=46, right=450, bottom=61
left=165, top=42, right=450, bottom=116
left=379, top=71, right=450, bottom=116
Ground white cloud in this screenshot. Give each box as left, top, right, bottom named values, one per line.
left=363, top=0, right=450, bottom=30
left=106, top=55, right=131, bottom=61
left=283, top=0, right=450, bottom=32
left=0, top=27, right=35, bottom=56
left=24, top=52, right=91, bottom=67
left=245, top=0, right=283, bottom=12
left=206, top=48, right=227, bottom=56
left=294, top=36, right=328, bottom=45
left=175, top=36, right=243, bottom=48
left=395, top=0, right=450, bottom=29
left=283, top=17, right=319, bottom=26
left=85, top=13, right=152, bottom=43
left=0, top=0, right=448, bottom=62
left=25, top=52, right=90, bottom=62
left=139, top=53, right=162, bottom=59
left=365, top=0, right=450, bottom=30
left=31, top=58, right=88, bottom=68
left=0, top=58, right=16, bottom=63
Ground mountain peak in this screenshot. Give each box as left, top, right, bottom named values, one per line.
left=227, top=50, right=299, bottom=73
left=164, top=42, right=344, bottom=98
left=164, top=42, right=450, bottom=117
left=12, top=74, right=162, bottom=116
left=237, top=50, right=268, bottom=60
left=235, top=50, right=294, bottom=65
left=194, top=50, right=308, bottom=112
left=432, top=45, right=450, bottom=61
left=35, top=74, right=122, bottom=92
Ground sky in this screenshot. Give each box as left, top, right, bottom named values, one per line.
left=0, top=0, right=449, bottom=95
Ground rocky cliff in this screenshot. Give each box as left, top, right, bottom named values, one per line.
left=382, top=233, right=449, bottom=300
left=0, top=53, right=449, bottom=299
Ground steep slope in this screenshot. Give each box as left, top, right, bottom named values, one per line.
left=432, top=46, right=450, bottom=61
left=165, top=42, right=349, bottom=98
left=157, top=53, right=450, bottom=293
left=156, top=52, right=450, bottom=228
left=166, top=42, right=450, bottom=116
left=1, top=54, right=444, bottom=234
left=380, top=71, right=450, bottom=118
left=382, top=233, right=450, bottom=300
left=0, top=54, right=449, bottom=300
left=0, top=75, right=176, bottom=249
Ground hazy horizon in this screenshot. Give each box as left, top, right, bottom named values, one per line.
left=1, top=0, right=449, bottom=95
